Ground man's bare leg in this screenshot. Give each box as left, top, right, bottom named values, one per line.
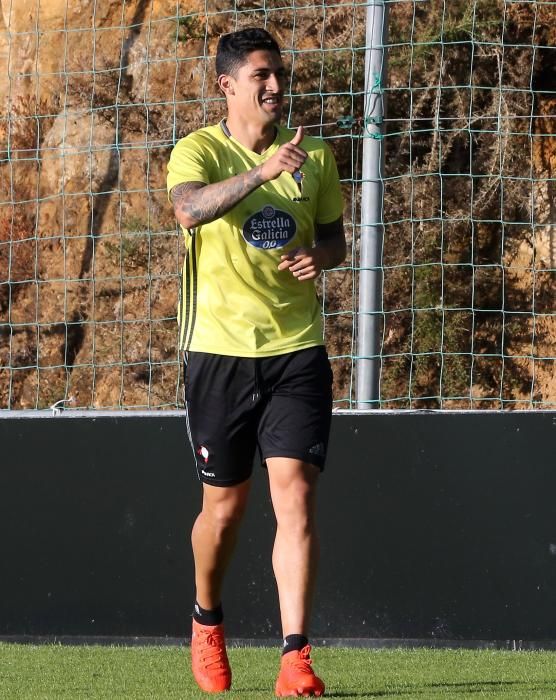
left=190, top=481, right=250, bottom=693
left=266, top=458, right=320, bottom=637
left=192, top=480, right=251, bottom=609
left=267, top=457, right=324, bottom=697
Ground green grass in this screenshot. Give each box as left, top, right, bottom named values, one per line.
left=1, top=645, right=556, bottom=699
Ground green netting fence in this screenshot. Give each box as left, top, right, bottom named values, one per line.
left=0, top=0, right=554, bottom=410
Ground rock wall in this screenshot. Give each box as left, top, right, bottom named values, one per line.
left=0, top=0, right=554, bottom=409
left=1, top=0, right=210, bottom=408
left=1, top=0, right=350, bottom=408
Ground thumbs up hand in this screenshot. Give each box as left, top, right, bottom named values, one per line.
left=260, top=126, right=307, bottom=182
left=290, top=125, right=304, bottom=146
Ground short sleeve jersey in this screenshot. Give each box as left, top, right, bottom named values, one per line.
left=167, top=123, right=343, bottom=357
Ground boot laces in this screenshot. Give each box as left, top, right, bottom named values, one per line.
left=286, top=644, right=314, bottom=672
left=197, top=627, right=228, bottom=671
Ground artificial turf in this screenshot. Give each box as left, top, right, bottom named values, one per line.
left=0, top=645, right=555, bottom=699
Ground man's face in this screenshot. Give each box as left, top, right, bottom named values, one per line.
left=223, top=49, right=287, bottom=125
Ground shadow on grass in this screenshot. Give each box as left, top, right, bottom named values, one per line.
left=429, top=681, right=529, bottom=690
left=326, top=679, right=538, bottom=698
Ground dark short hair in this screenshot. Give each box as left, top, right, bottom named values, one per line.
left=216, top=27, right=281, bottom=77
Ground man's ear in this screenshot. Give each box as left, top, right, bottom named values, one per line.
left=218, top=74, right=235, bottom=96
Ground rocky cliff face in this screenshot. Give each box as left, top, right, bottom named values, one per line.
left=0, top=0, right=554, bottom=409
left=0, top=0, right=215, bottom=408
left=0, top=0, right=358, bottom=408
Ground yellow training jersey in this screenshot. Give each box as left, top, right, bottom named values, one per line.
left=167, top=123, right=343, bottom=357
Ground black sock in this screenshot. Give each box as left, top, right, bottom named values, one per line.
left=193, top=601, right=223, bottom=626
left=282, top=634, right=309, bottom=655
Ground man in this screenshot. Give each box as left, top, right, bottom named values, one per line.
left=167, top=27, right=345, bottom=697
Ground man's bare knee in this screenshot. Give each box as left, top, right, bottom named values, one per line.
left=201, top=482, right=250, bottom=534
left=267, top=461, right=319, bottom=534
left=203, top=501, right=246, bottom=533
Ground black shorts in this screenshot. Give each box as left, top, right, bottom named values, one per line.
left=183, top=346, right=333, bottom=486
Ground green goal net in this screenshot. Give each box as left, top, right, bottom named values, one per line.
left=0, top=0, right=554, bottom=410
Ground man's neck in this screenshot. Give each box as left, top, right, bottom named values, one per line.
left=223, top=117, right=277, bottom=155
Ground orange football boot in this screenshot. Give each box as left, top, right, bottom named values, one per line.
left=191, top=619, right=232, bottom=693
left=275, top=644, right=325, bottom=697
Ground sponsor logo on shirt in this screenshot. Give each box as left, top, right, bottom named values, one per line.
left=242, top=205, right=297, bottom=250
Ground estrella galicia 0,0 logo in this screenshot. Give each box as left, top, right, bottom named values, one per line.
left=242, top=205, right=297, bottom=250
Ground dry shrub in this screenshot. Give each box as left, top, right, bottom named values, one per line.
left=378, top=0, right=554, bottom=408
left=0, top=209, right=36, bottom=316
left=1, top=0, right=554, bottom=409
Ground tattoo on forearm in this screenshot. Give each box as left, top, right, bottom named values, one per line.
left=171, top=166, right=265, bottom=226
